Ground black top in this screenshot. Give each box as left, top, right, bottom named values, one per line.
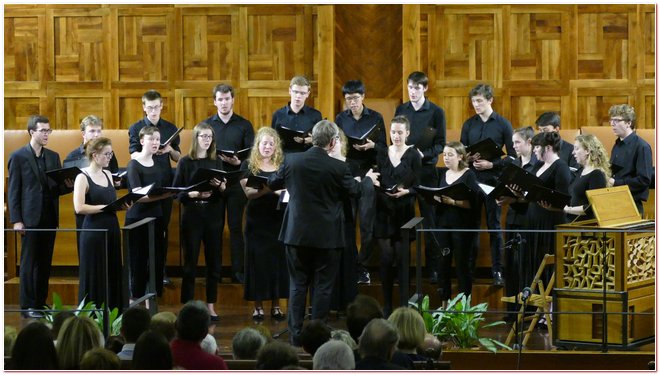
left=569, top=168, right=607, bottom=221
left=125, top=159, right=163, bottom=219
left=395, top=99, right=446, bottom=165
left=436, top=168, right=481, bottom=228
left=271, top=103, right=323, bottom=154
left=460, top=111, right=515, bottom=184
left=335, top=105, right=387, bottom=172
left=128, top=117, right=181, bottom=185
left=610, top=132, right=653, bottom=202
left=64, top=144, right=119, bottom=172
left=377, top=147, right=422, bottom=193
left=503, top=154, right=539, bottom=227
left=204, top=113, right=255, bottom=171
left=172, top=155, right=224, bottom=204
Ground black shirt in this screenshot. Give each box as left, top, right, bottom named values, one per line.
left=610, top=132, right=653, bottom=202
left=460, top=111, right=515, bottom=184
left=568, top=168, right=607, bottom=221
left=394, top=98, right=446, bottom=165
left=335, top=106, right=387, bottom=176
left=128, top=117, right=181, bottom=185
left=271, top=103, right=322, bottom=154
left=64, top=144, right=119, bottom=173
left=30, top=144, right=56, bottom=199
left=172, top=155, right=224, bottom=205
left=125, top=159, right=163, bottom=220
left=204, top=112, right=254, bottom=172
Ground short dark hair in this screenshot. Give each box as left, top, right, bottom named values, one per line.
left=531, top=131, right=561, bottom=153
left=299, top=320, right=332, bottom=356
left=176, top=300, right=210, bottom=342
left=391, top=115, right=411, bottom=132
left=11, top=322, right=57, bottom=370
left=212, top=83, right=234, bottom=99
left=255, top=341, right=299, bottom=370
left=141, top=90, right=162, bottom=104
left=469, top=83, right=494, bottom=100
left=346, top=294, right=383, bottom=342
left=342, top=80, right=365, bottom=96
left=27, top=115, right=49, bottom=134
left=121, top=306, right=151, bottom=343
left=407, top=71, right=429, bottom=87
left=133, top=330, right=173, bottom=370
left=535, top=112, right=561, bottom=129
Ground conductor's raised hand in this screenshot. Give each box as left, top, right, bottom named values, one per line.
left=364, top=168, right=380, bottom=187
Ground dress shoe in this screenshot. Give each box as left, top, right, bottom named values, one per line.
left=210, top=314, right=220, bottom=322
left=492, top=271, right=505, bottom=287
left=22, top=308, right=44, bottom=319
left=252, top=308, right=265, bottom=321
left=357, top=269, right=371, bottom=284
left=271, top=307, right=286, bottom=321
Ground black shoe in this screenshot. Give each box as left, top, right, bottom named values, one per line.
left=492, top=272, right=504, bottom=287
left=232, top=272, right=245, bottom=284
left=22, top=308, right=44, bottom=319
left=357, top=270, right=371, bottom=284
left=210, top=314, right=220, bottom=322
left=429, top=271, right=438, bottom=284
left=163, top=275, right=172, bottom=286
left=252, top=308, right=264, bottom=321
left=271, top=307, right=286, bottom=321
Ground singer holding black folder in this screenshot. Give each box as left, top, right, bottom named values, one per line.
left=72, top=137, right=126, bottom=311
left=272, top=76, right=322, bottom=154
left=374, top=116, right=421, bottom=317
left=239, top=127, right=288, bottom=321
left=172, top=122, right=226, bottom=320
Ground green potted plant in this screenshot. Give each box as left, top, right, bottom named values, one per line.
left=40, top=292, right=123, bottom=336
left=410, top=293, right=511, bottom=353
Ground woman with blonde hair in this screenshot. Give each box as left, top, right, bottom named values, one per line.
left=563, top=134, right=610, bottom=220
left=387, top=307, right=427, bottom=362
left=240, top=127, right=288, bottom=320
left=56, top=315, right=104, bottom=370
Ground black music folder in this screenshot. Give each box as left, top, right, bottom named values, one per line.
left=148, top=181, right=207, bottom=196
left=190, top=167, right=246, bottom=189
left=466, top=138, right=505, bottom=161
left=479, top=182, right=517, bottom=199
left=498, top=163, right=544, bottom=192
left=346, top=123, right=380, bottom=147
left=245, top=174, right=269, bottom=189
left=46, top=166, right=82, bottom=195
left=101, top=184, right=153, bottom=212
left=524, top=184, right=571, bottom=208
left=277, top=126, right=309, bottom=150
left=217, top=147, right=251, bottom=160
left=160, top=127, right=183, bottom=148
left=416, top=183, right=474, bottom=205
left=377, top=183, right=400, bottom=195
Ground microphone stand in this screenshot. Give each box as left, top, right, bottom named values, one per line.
left=517, top=288, right=531, bottom=370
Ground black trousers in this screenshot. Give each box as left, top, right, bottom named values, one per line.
left=285, top=245, right=341, bottom=346
left=418, top=165, right=439, bottom=272
left=219, top=184, right=247, bottom=277
left=437, top=229, right=475, bottom=300
left=19, top=204, right=57, bottom=309
left=474, top=195, right=504, bottom=274
left=180, top=202, right=222, bottom=304
left=126, top=216, right=166, bottom=298
left=378, top=238, right=408, bottom=315
left=355, top=177, right=376, bottom=267
left=160, top=197, right=173, bottom=276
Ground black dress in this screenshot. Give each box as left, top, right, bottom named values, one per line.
left=330, top=187, right=359, bottom=311
left=79, top=172, right=123, bottom=311
left=241, top=165, right=289, bottom=302
left=568, top=168, right=607, bottom=221
left=521, top=159, right=571, bottom=287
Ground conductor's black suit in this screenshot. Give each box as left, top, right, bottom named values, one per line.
left=269, top=146, right=362, bottom=345
left=8, top=144, right=61, bottom=310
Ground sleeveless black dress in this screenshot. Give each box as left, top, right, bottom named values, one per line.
left=79, top=172, right=123, bottom=310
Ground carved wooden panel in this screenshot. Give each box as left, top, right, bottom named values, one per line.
left=52, top=12, right=107, bottom=82
left=5, top=15, right=42, bottom=82
left=509, top=11, right=564, bottom=81
left=561, top=235, right=616, bottom=290
left=117, top=12, right=171, bottom=82
left=626, top=236, right=655, bottom=285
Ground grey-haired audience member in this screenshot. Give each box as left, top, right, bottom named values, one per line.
left=313, top=340, right=355, bottom=370
left=232, top=327, right=267, bottom=359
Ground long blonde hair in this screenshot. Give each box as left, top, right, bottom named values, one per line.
left=575, top=134, right=612, bottom=186
left=248, top=127, right=284, bottom=175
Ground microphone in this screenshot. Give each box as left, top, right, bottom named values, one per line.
left=521, top=287, right=532, bottom=302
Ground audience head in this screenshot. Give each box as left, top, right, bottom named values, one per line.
left=419, top=333, right=442, bottom=360
left=347, top=294, right=383, bottom=342
left=121, top=306, right=151, bottom=344
left=330, top=329, right=357, bottom=350
left=84, top=136, right=113, bottom=162
left=311, top=119, right=339, bottom=148
left=176, top=300, right=210, bottom=342
left=255, top=341, right=300, bottom=370
left=52, top=311, right=75, bottom=341
left=535, top=111, right=561, bottom=132
left=574, top=134, right=612, bottom=183
left=358, top=318, right=399, bottom=361
left=56, top=315, right=103, bottom=370
left=443, top=141, right=469, bottom=170
left=201, top=333, right=218, bottom=355
left=609, top=104, right=636, bottom=130
left=104, top=335, right=125, bottom=354
left=299, top=319, right=332, bottom=356
left=79, top=348, right=120, bottom=370
left=132, top=330, right=173, bottom=370
left=387, top=307, right=426, bottom=352
left=190, top=121, right=217, bottom=160
left=313, top=340, right=355, bottom=370
left=249, top=126, right=283, bottom=174
left=150, top=311, right=177, bottom=342
left=531, top=131, right=561, bottom=158
left=232, top=327, right=267, bottom=360
left=251, top=324, right=274, bottom=344
left=11, top=321, right=57, bottom=370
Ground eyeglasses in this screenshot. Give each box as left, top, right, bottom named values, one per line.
left=198, top=134, right=213, bottom=140
left=345, top=95, right=362, bottom=102
left=609, top=118, right=626, bottom=124
left=99, top=151, right=114, bottom=158
left=145, top=105, right=162, bottom=112
left=291, top=90, right=309, bottom=96
left=35, top=128, right=52, bottom=135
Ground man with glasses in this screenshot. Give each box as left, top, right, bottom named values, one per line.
left=128, top=90, right=181, bottom=286
left=272, top=76, right=322, bottom=154
left=8, top=115, right=65, bottom=318
left=335, top=80, right=387, bottom=285
left=204, top=83, right=254, bottom=283
left=64, top=115, right=120, bottom=261
left=395, top=71, right=446, bottom=284
left=608, top=104, right=653, bottom=216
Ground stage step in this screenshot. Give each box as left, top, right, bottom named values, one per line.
left=4, top=276, right=506, bottom=311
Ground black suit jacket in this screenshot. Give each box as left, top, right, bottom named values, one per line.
left=268, top=146, right=361, bottom=249
left=8, top=144, right=61, bottom=227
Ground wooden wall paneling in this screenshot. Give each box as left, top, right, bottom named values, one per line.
left=4, top=95, right=42, bottom=130
left=639, top=85, right=655, bottom=130
left=117, top=89, right=175, bottom=132
left=174, top=88, right=216, bottom=131
left=575, top=86, right=636, bottom=128
left=510, top=95, right=564, bottom=129
left=402, top=4, right=420, bottom=97
left=640, top=4, right=655, bottom=82
left=52, top=92, right=109, bottom=130
left=316, top=5, right=334, bottom=119
left=4, top=8, right=47, bottom=88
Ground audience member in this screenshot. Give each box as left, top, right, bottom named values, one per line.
left=387, top=307, right=427, bottom=361
left=150, top=311, right=177, bottom=342
left=117, top=306, right=151, bottom=360
left=255, top=341, right=300, bottom=370
left=299, top=319, right=332, bottom=356
left=56, top=315, right=103, bottom=370
left=313, top=340, right=355, bottom=370
left=133, top=330, right=173, bottom=370
left=171, top=300, right=228, bottom=370
left=232, top=327, right=266, bottom=359
left=51, top=310, right=75, bottom=345
left=201, top=333, right=218, bottom=355
left=346, top=294, right=383, bottom=343
left=10, top=321, right=58, bottom=370
left=79, top=348, right=120, bottom=370
left=330, top=329, right=357, bottom=350
left=356, top=318, right=405, bottom=370
left=252, top=324, right=274, bottom=343
left=104, top=335, right=125, bottom=354
left=419, top=333, right=442, bottom=360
